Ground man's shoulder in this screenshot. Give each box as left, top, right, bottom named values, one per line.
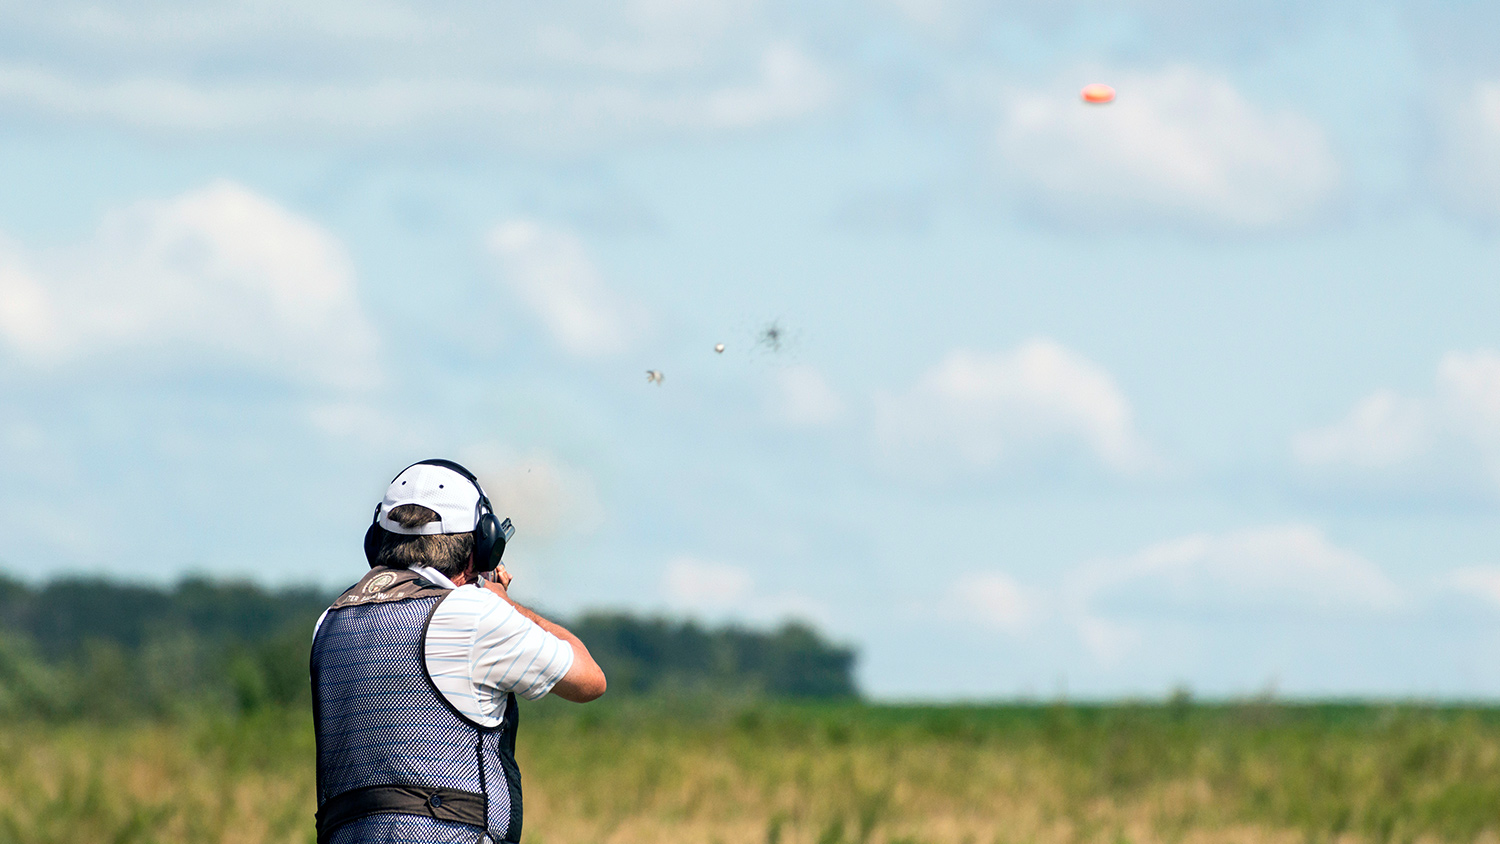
left=430, top=585, right=519, bottom=631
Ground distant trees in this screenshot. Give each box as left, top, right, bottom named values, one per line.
left=0, top=575, right=323, bottom=717
left=0, top=575, right=328, bottom=659
left=573, top=613, right=858, bottom=699
left=0, top=575, right=858, bottom=718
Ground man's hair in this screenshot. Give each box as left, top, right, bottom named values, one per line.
left=374, top=504, right=475, bottom=577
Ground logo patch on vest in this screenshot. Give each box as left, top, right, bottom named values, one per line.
left=329, top=567, right=450, bottom=609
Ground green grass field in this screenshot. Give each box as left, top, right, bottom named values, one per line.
left=2, top=699, right=1498, bottom=844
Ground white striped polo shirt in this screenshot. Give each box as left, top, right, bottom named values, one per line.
left=315, top=565, right=574, bottom=727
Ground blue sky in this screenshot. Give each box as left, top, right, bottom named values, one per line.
left=3, top=0, right=1500, bottom=699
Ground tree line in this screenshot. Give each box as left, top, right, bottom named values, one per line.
left=0, top=574, right=857, bottom=718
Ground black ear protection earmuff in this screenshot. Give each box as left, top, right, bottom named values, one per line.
left=363, top=458, right=515, bottom=572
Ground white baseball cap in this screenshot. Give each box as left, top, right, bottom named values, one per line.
left=376, top=462, right=485, bottom=535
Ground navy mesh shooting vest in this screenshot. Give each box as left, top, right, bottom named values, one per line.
left=311, top=567, right=523, bottom=844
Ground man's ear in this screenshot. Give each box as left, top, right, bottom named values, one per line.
left=450, top=549, right=476, bottom=586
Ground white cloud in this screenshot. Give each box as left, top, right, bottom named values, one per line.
left=993, top=66, right=1339, bottom=229
left=1294, top=350, right=1500, bottom=490
left=1437, top=350, right=1500, bottom=458
left=1068, top=525, right=1403, bottom=661
left=486, top=220, right=646, bottom=357
left=1446, top=566, right=1500, bottom=608
left=0, top=241, right=63, bottom=359
left=664, top=557, right=754, bottom=610
left=878, top=0, right=978, bottom=36
left=1293, top=389, right=1430, bottom=470
left=935, top=526, right=1405, bottom=665
left=1431, top=82, right=1500, bottom=222
left=0, top=180, right=377, bottom=391
left=767, top=364, right=845, bottom=427
left=698, top=43, right=834, bottom=129
left=13, top=0, right=759, bottom=68
left=875, top=339, right=1151, bottom=476
left=661, top=555, right=830, bottom=625
left=0, top=48, right=834, bottom=143
left=305, top=401, right=423, bottom=450
left=879, top=0, right=1333, bottom=47
left=0, top=0, right=834, bottom=147
left=11, top=0, right=440, bottom=45
left=951, top=572, right=1040, bottom=633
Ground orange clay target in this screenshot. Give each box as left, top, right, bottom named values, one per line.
left=1080, top=83, right=1115, bottom=104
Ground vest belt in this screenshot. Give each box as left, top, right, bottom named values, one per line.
left=316, top=784, right=497, bottom=843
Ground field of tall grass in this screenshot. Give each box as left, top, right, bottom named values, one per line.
left=2, top=698, right=1499, bottom=844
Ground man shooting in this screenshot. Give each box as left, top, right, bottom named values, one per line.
left=311, top=459, right=606, bottom=844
